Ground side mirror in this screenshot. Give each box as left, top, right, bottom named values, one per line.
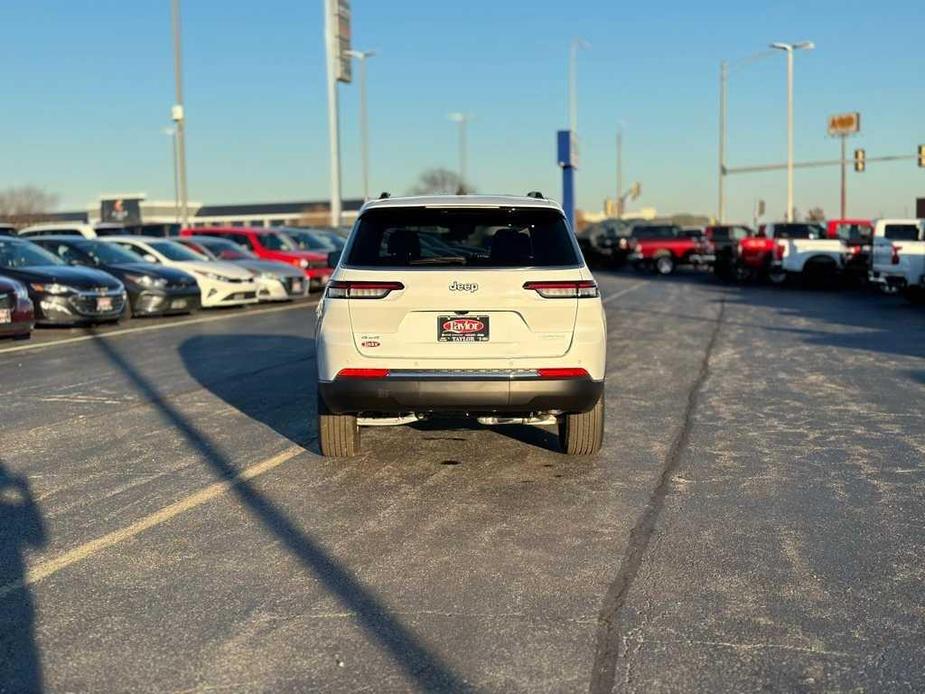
left=327, top=250, right=342, bottom=268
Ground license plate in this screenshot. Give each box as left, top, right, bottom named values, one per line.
left=97, top=297, right=113, bottom=311
left=0, top=309, right=10, bottom=324
left=292, top=280, right=303, bottom=293
left=171, top=299, right=188, bottom=309
left=438, top=314, right=490, bottom=342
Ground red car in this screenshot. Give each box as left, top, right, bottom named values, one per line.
left=627, top=224, right=701, bottom=275
left=0, top=276, right=35, bottom=340
left=181, top=227, right=331, bottom=289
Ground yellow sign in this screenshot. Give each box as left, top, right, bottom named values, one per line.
left=828, top=112, right=860, bottom=136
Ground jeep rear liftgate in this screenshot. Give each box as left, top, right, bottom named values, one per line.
left=343, top=269, right=581, bottom=359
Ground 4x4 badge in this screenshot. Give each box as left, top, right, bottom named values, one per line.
left=449, top=281, right=478, bottom=293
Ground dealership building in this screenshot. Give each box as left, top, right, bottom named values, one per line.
left=37, top=196, right=365, bottom=229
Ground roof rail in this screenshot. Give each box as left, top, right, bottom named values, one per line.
left=525, top=191, right=545, bottom=199
left=378, top=192, right=391, bottom=199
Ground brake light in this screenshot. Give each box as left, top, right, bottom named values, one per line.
left=775, top=242, right=786, bottom=261
left=523, top=280, right=599, bottom=298
left=891, top=245, right=902, bottom=265
left=536, top=368, right=590, bottom=379
left=336, top=368, right=390, bottom=379
left=327, top=280, right=404, bottom=299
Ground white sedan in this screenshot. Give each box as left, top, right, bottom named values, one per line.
left=102, top=236, right=259, bottom=308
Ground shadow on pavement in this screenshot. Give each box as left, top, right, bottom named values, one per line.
left=411, top=418, right=562, bottom=453
left=0, top=462, right=46, bottom=693
left=94, top=336, right=469, bottom=692
left=597, top=268, right=925, bottom=360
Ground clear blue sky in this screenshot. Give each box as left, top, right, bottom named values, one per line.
left=1, top=0, right=923, bottom=221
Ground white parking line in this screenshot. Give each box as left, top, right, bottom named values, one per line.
left=0, top=301, right=317, bottom=356
left=602, top=281, right=647, bottom=304
left=0, top=445, right=305, bottom=598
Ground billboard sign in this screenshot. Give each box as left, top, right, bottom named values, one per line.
left=828, top=112, right=860, bottom=137
left=330, top=0, right=352, bottom=83
left=100, top=197, right=142, bottom=225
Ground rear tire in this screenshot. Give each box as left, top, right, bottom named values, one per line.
left=558, top=395, right=604, bottom=456
left=654, top=254, right=675, bottom=275
left=318, top=394, right=360, bottom=457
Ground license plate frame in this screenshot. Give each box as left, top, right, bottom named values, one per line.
left=96, top=297, right=113, bottom=312
left=0, top=308, right=10, bottom=324
left=437, top=314, right=490, bottom=343
left=170, top=299, right=188, bottom=310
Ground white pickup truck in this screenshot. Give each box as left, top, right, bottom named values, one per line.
left=869, top=218, right=925, bottom=302
left=766, top=222, right=845, bottom=285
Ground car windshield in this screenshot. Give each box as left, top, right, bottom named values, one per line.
left=80, top=241, right=145, bottom=264
left=631, top=226, right=677, bottom=239
left=260, top=233, right=296, bottom=251
left=772, top=224, right=824, bottom=239
left=285, top=229, right=338, bottom=251
left=147, top=240, right=204, bottom=261
left=346, top=207, right=579, bottom=268
left=883, top=224, right=921, bottom=241
left=0, top=239, right=66, bottom=267
left=197, top=238, right=256, bottom=259
left=833, top=223, right=872, bottom=242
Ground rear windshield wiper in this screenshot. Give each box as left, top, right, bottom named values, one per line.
left=408, top=256, right=468, bottom=265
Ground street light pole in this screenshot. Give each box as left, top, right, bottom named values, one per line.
left=170, top=0, right=190, bottom=228
left=163, top=127, right=180, bottom=223
left=447, top=113, right=470, bottom=192
left=323, top=0, right=343, bottom=227
left=616, top=127, right=623, bottom=219
left=568, top=38, right=590, bottom=134
left=771, top=41, right=814, bottom=222
left=719, top=60, right=728, bottom=223
left=346, top=49, right=376, bottom=200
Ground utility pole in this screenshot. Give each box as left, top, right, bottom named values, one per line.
left=840, top=134, right=847, bottom=218
left=323, top=0, right=343, bottom=227
left=718, top=60, right=727, bottom=223
left=448, top=113, right=470, bottom=191
left=616, top=128, right=623, bottom=219
left=163, top=127, right=180, bottom=223
left=346, top=49, right=375, bottom=200
left=170, top=0, right=189, bottom=227
left=568, top=38, right=589, bottom=135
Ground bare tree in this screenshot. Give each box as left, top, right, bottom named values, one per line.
left=805, top=207, right=826, bottom=222
left=0, top=186, right=60, bottom=226
left=408, top=168, right=474, bottom=196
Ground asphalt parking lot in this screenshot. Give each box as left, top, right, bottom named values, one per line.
left=1, top=271, right=923, bottom=692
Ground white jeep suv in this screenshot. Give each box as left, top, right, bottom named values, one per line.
left=314, top=194, right=607, bottom=457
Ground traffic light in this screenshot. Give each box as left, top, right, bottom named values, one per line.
left=918, top=144, right=925, bottom=168
left=854, top=148, right=866, bottom=173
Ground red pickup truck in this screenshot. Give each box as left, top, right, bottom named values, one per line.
left=182, top=227, right=331, bottom=288
left=627, top=224, right=701, bottom=275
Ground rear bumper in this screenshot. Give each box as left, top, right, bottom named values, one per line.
left=319, top=375, right=604, bottom=415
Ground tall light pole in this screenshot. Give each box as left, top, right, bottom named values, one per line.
left=323, top=0, right=351, bottom=228
left=170, top=0, right=190, bottom=228
left=616, top=126, right=623, bottom=219
left=346, top=49, right=376, bottom=200
left=162, top=127, right=180, bottom=223
left=771, top=41, right=814, bottom=222
left=568, top=38, right=590, bottom=134
left=718, top=60, right=728, bottom=223
left=447, top=113, right=470, bottom=192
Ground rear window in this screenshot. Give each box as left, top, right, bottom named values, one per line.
left=832, top=223, right=872, bottom=243
left=883, top=224, right=921, bottom=241
left=772, top=224, right=823, bottom=239
left=345, top=207, right=579, bottom=268
left=631, top=226, right=677, bottom=240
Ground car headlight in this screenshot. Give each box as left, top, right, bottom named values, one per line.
left=125, top=273, right=167, bottom=289
left=193, top=270, right=231, bottom=282
left=30, top=282, right=75, bottom=295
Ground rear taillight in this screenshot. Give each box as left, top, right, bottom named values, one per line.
left=523, top=280, right=599, bottom=299
left=891, top=245, right=902, bottom=265
left=327, top=280, right=404, bottom=299
left=336, top=368, right=390, bottom=379
left=536, top=368, right=590, bottom=379
left=774, top=242, right=786, bottom=261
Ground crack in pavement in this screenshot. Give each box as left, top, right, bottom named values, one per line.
left=589, top=296, right=727, bottom=694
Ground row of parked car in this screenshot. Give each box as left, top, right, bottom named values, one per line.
left=579, top=217, right=925, bottom=303
left=0, top=224, right=347, bottom=340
